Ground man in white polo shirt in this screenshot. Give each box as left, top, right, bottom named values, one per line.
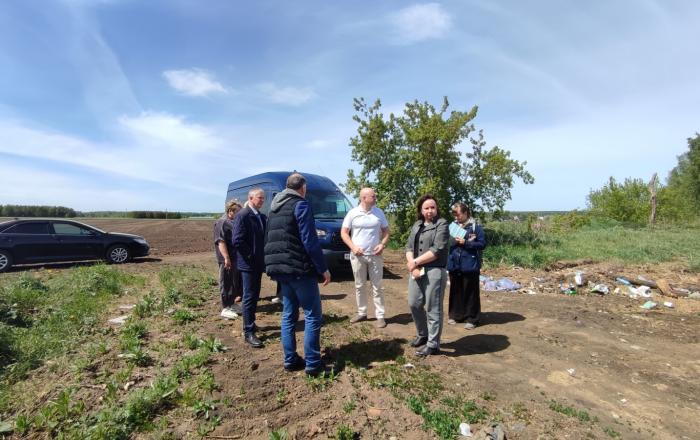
left=341, top=187, right=390, bottom=328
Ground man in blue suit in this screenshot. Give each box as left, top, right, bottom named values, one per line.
left=232, top=188, right=267, bottom=348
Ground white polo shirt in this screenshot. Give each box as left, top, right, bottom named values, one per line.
left=342, top=205, right=389, bottom=255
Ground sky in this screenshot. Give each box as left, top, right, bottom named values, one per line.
left=1, top=0, right=699, bottom=212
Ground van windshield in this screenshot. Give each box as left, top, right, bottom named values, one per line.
left=306, top=190, right=353, bottom=220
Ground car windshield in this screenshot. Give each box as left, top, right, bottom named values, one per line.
left=306, top=190, right=353, bottom=220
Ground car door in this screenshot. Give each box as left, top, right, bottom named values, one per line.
left=0, top=221, right=56, bottom=263
left=50, top=222, right=103, bottom=260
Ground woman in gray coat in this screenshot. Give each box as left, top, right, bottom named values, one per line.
left=405, top=194, right=449, bottom=356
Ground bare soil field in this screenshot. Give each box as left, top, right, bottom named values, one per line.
left=9, top=219, right=700, bottom=439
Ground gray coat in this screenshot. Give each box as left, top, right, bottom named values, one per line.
left=405, top=218, right=449, bottom=267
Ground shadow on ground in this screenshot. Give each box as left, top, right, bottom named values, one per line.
left=440, top=334, right=510, bottom=357
left=479, top=311, right=525, bottom=326
left=328, top=337, right=407, bottom=371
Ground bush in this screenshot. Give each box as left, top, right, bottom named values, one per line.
left=587, top=177, right=650, bottom=225
left=550, top=210, right=591, bottom=232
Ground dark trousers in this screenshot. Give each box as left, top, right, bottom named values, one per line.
left=241, top=270, right=262, bottom=335
left=218, top=263, right=242, bottom=308
left=448, top=272, right=481, bottom=324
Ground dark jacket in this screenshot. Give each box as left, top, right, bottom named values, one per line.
left=232, top=206, right=267, bottom=272
left=405, top=218, right=449, bottom=267
left=264, top=189, right=328, bottom=278
left=447, top=222, right=486, bottom=273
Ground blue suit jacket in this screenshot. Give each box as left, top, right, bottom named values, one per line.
left=232, top=207, right=267, bottom=272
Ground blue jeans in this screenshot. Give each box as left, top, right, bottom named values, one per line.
left=241, top=270, right=262, bottom=335
left=279, top=276, right=323, bottom=371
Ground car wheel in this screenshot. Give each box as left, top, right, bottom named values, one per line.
left=0, top=250, right=12, bottom=273
left=106, top=245, right=131, bottom=264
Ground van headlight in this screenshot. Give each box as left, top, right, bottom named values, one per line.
left=317, top=229, right=327, bottom=238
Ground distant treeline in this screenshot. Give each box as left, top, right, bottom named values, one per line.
left=1, top=205, right=217, bottom=219
left=0, top=205, right=77, bottom=218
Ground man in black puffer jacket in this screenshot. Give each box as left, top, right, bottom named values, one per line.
left=265, top=172, right=330, bottom=376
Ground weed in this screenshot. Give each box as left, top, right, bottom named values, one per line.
left=133, top=294, right=157, bottom=318
left=549, top=400, right=595, bottom=423
left=335, top=423, right=355, bottom=440
left=604, top=426, right=622, bottom=438
left=183, top=332, right=200, bottom=350
left=269, top=428, right=288, bottom=440
left=480, top=391, right=496, bottom=401
left=200, top=335, right=227, bottom=352
left=172, top=309, right=196, bottom=325
left=305, top=369, right=338, bottom=392
left=192, top=399, right=216, bottom=419
left=276, top=388, right=287, bottom=404
left=198, top=371, right=219, bottom=393
left=511, top=402, right=531, bottom=422
left=196, top=415, right=222, bottom=436
left=343, top=397, right=356, bottom=413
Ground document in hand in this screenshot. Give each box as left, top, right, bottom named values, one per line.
left=449, top=222, right=467, bottom=239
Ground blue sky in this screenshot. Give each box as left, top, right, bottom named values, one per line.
left=1, top=1, right=699, bottom=212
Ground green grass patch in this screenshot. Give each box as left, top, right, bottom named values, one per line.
left=548, top=400, right=596, bottom=423
left=483, top=221, right=700, bottom=269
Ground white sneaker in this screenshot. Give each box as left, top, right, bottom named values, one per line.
left=271, top=297, right=280, bottom=304
left=221, top=308, right=238, bottom=319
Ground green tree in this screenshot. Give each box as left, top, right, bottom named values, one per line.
left=345, top=97, right=534, bottom=240
left=663, top=133, right=700, bottom=219
left=587, top=177, right=650, bottom=225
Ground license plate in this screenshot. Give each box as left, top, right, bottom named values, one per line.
left=344, top=253, right=351, bottom=260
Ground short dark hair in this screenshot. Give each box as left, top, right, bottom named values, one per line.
left=416, top=194, right=441, bottom=221
left=286, top=173, right=306, bottom=190
left=451, top=202, right=471, bottom=217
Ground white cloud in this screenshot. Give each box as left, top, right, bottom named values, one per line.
left=390, top=3, right=452, bottom=44
left=163, top=68, right=228, bottom=97
left=258, top=82, right=316, bottom=106
left=118, top=111, right=222, bottom=152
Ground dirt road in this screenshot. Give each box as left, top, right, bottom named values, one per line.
left=44, top=219, right=700, bottom=438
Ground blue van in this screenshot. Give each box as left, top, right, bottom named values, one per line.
left=226, top=171, right=353, bottom=270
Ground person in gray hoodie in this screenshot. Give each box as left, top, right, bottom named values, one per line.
left=264, top=173, right=331, bottom=376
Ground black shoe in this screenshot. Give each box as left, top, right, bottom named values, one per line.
left=231, top=303, right=243, bottom=314
left=245, top=333, right=263, bottom=348
left=284, top=356, right=306, bottom=372
left=409, top=336, right=428, bottom=347
left=416, top=345, right=439, bottom=357
left=305, top=365, right=328, bottom=377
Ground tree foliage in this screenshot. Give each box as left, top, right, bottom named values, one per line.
left=587, top=177, right=650, bottom=225
left=663, top=133, right=700, bottom=218
left=345, top=97, right=534, bottom=240
left=0, top=205, right=77, bottom=218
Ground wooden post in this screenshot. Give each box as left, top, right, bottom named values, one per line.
left=648, top=173, right=657, bottom=226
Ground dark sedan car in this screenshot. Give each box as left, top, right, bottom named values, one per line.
left=0, top=219, right=150, bottom=273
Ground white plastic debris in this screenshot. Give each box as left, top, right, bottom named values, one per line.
left=567, top=368, right=576, bottom=376
left=459, top=422, right=472, bottom=437
left=640, top=301, right=657, bottom=310
left=108, top=315, right=129, bottom=325
left=574, top=271, right=585, bottom=286
left=663, top=301, right=674, bottom=308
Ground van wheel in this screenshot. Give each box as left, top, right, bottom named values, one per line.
left=0, top=250, right=12, bottom=273
left=106, top=245, right=131, bottom=264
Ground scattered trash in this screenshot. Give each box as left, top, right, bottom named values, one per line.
left=559, top=283, right=577, bottom=295
left=627, top=285, right=652, bottom=299
left=663, top=301, right=674, bottom=308
left=613, top=287, right=621, bottom=294
left=472, top=423, right=507, bottom=440
left=567, top=368, right=576, bottom=376
left=108, top=315, right=129, bottom=325
left=403, top=363, right=415, bottom=369
left=689, top=292, right=700, bottom=300
left=616, top=277, right=632, bottom=285
left=459, top=422, right=473, bottom=437
left=0, top=421, right=12, bottom=434
left=119, top=304, right=136, bottom=310
left=574, top=271, right=585, bottom=286
left=483, top=278, right=521, bottom=291
left=620, top=398, right=628, bottom=404
left=590, top=284, right=610, bottom=294
left=524, top=289, right=538, bottom=295
left=640, top=301, right=657, bottom=310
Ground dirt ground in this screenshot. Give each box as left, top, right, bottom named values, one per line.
left=21, top=219, right=700, bottom=439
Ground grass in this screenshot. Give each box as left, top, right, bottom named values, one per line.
left=484, top=221, right=700, bottom=270
left=548, top=400, right=597, bottom=423
left=0, top=265, right=225, bottom=439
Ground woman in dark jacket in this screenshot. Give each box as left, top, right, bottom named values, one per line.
left=405, top=194, right=449, bottom=356
left=447, top=202, right=486, bottom=329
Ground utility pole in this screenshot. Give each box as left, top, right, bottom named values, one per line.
left=648, top=173, right=657, bottom=226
